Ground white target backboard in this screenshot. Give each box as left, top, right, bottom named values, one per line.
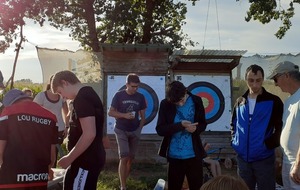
left=106, top=75, right=165, bottom=134
left=175, top=74, right=231, bottom=131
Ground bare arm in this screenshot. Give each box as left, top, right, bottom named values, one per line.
left=58, top=116, right=96, bottom=169
left=48, top=144, right=56, bottom=180
left=0, top=140, right=6, bottom=167
left=139, top=109, right=146, bottom=127
left=50, top=144, right=56, bottom=167
left=62, top=101, right=69, bottom=138
left=108, top=106, right=134, bottom=120
left=290, top=144, right=300, bottom=184
left=62, top=101, right=69, bottom=123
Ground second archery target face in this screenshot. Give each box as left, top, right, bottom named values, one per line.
left=106, top=75, right=165, bottom=134
left=188, top=81, right=225, bottom=124
left=176, top=74, right=231, bottom=131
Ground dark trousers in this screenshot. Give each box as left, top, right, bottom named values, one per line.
left=168, top=157, right=203, bottom=190
left=63, top=165, right=102, bottom=190
left=237, top=154, right=275, bottom=190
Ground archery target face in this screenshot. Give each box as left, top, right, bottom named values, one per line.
left=175, top=74, right=231, bottom=131
left=106, top=75, right=165, bottom=134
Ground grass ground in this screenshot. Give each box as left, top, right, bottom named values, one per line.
left=49, top=160, right=238, bottom=190
left=96, top=160, right=238, bottom=190
left=54, top=144, right=238, bottom=190
left=97, top=162, right=168, bottom=190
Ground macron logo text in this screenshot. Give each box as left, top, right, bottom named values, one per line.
left=17, top=173, right=48, bottom=182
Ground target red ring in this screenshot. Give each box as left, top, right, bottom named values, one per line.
left=198, top=92, right=214, bottom=113
left=188, top=82, right=225, bottom=124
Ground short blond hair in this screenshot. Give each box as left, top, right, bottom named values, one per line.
left=200, top=175, right=249, bottom=190
left=51, top=70, right=80, bottom=93
left=22, top=87, right=33, bottom=96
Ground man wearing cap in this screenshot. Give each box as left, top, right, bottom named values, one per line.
left=0, top=89, right=58, bottom=189
left=268, top=61, right=300, bottom=189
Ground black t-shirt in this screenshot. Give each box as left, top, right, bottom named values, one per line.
left=68, top=86, right=105, bottom=170
left=0, top=101, right=58, bottom=189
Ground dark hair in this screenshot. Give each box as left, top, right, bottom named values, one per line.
left=0, top=70, right=3, bottom=83
left=245, top=64, right=264, bottom=79
left=288, top=71, right=300, bottom=82
left=126, top=73, right=140, bottom=84
left=46, top=75, right=54, bottom=90
left=166, top=81, right=186, bottom=103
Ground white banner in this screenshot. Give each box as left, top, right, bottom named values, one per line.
left=36, top=47, right=101, bottom=85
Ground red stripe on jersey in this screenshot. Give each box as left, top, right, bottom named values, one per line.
left=0, top=181, right=47, bottom=188
left=0, top=101, right=57, bottom=122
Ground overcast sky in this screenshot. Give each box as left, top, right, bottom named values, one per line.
left=1, top=0, right=300, bottom=83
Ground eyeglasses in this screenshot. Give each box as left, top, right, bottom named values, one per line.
left=273, top=73, right=284, bottom=83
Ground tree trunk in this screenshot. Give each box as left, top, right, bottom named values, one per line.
left=10, top=25, right=24, bottom=89
left=141, top=0, right=155, bottom=43
left=83, top=0, right=101, bottom=52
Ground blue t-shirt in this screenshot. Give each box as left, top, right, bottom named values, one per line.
left=169, top=96, right=196, bottom=159
left=111, top=90, right=146, bottom=131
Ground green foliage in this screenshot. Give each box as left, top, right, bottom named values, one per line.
left=0, top=80, right=42, bottom=102
left=0, top=0, right=65, bottom=53
left=232, top=79, right=247, bottom=105
left=13, top=82, right=43, bottom=97
left=97, top=162, right=167, bottom=190
left=50, top=0, right=190, bottom=51
left=97, top=172, right=148, bottom=190
left=1, top=0, right=299, bottom=53
left=190, top=0, right=299, bottom=39
left=0, top=81, right=42, bottom=113
left=237, top=0, right=297, bottom=39
left=0, top=0, right=300, bottom=52
left=96, top=1, right=188, bottom=50
left=0, top=0, right=193, bottom=53
left=232, top=79, right=290, bottom=104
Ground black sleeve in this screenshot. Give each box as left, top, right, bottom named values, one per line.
left=155, top=99, right=185, bottom=137
left=193, top=95, right=207, bottom=135
left=265, top=96, right=283, bottom=149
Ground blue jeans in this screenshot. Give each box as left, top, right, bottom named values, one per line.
left=237, top=154, right=275, bottom=190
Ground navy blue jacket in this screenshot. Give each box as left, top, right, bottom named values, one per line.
left=156, top=92, right=207, bottom=160
left=231, top=87, right=283, bottom=162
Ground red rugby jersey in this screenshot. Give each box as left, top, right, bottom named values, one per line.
left=0, top=101, right=58, bottom=189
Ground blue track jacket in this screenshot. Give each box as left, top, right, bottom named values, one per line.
left=231, top=88, right=283, bottom=162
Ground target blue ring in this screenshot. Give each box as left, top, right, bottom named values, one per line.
left=119, top=83, right=159, bottom=125
left=188, top=82, right=225, bottom=124
left=138, top=88, right=154, bottom=119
